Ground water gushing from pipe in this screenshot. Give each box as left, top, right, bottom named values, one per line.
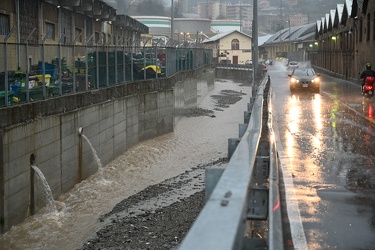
left=31, top=165, right=57, bottom=213
left=81, top=134, right=103, bottom=169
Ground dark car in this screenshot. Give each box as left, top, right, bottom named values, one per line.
left=287, top=61, right=300, bottom=74
left=288, top=68, right=320, bottom=92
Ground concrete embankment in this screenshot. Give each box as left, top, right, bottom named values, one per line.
left=0, top=65, right=214, bottom=233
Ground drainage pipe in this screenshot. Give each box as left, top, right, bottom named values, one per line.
left=29, top=154, right=36, bottom=215
left=78, top=127, right=83, bottom=181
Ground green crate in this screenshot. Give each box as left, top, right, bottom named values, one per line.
left=0, top=91, right=14, bottom=106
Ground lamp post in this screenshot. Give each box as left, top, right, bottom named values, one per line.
left=252, top=0, right=258, bottom=78
left=180, top=32, right=189, bottom=47
left=286, top=19, right=291, bottom=52
left=171, top=0, right=174, bottom=40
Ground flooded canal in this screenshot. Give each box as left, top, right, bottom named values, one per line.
left=0, top=78, right=252, bottom=250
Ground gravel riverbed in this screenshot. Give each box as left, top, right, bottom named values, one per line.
left=80, top=85, right=250, bottom=250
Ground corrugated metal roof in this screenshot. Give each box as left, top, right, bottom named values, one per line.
left=262, top=23, right=315, bottom=45
left=329, top=9, right=336, bottom=29
left=330, top=9, right=336, bottom=22
left=345, top=0, right=353, bottom=16
left=258, top=35, right=273, bottom=46
left=325, top=13, right=330, bottom=30
left=336, top=4, right=345, bottom=23
left=316, top=20, right=322, bottom=33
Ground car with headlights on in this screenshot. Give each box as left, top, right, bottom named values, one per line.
left=288, top=68, right=320, bottom=92
left=287, top=61, right=300, bottom=74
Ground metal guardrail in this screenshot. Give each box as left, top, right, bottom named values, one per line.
left=216, top=63, right=253, bottom=70
left=178, top=75, right=283, bottom=250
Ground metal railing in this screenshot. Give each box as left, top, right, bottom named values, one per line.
left=178, top=75, right=283, bottom=250
left=216, top=63, right=253, bottom=70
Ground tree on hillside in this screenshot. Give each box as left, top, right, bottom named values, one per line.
left=136, top=0, right=166, bottom=16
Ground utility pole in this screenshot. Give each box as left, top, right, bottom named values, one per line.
left=239, top=1, right=242, bottom=32
left=252, top=0, right=258, bottom=75
left=171, top=0, right=174, bottom=40
left=280, top=0, right=283, bottom=23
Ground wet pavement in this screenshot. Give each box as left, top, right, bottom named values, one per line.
left=269, top=62, right=375, bottom=250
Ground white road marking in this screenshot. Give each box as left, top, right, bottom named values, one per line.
left=273, top=113, right=308, bottom=250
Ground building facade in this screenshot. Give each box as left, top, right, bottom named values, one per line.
left=290, top=14, right=309, bottom=27
left=201, top=30, right=252, bottom=65
left=0, top=0, right=148, bottom=74
left=314, top=0, right=375, bottom=80
left=226, top=3, right=253, bottom=32
left=197, top=1, right=225, bottom=20
left=261, top=23, right=316, bottom=62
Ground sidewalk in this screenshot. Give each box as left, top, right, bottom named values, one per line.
left=320, top=73, right=375, bottom=124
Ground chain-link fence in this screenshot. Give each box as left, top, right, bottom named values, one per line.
left=0, top=42, right=213, bottom=107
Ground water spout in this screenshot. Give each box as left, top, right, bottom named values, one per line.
left=81, top=134, right=103, bottom=169
left=31, top=165, right=57, bottom=213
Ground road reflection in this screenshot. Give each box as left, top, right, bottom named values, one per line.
left=285, top=95, right=324, bottom=178
left=271, top=69, right=375, bottom=249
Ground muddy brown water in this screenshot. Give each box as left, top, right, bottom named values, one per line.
left=0, top=79, right=252, bottom=250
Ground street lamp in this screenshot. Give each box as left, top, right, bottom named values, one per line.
left=286, top=19, right=291, bottom=51
left=180, top=32, right=190, bottom=47
left=171, top=0, right=174, bottom=40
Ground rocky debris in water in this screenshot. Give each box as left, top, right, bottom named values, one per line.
left=82, top=192, right=204, bottom=250
left=185, top=89, right=248, bottom=116
left=81, top=158, right=228, bottom=250
left=216, top=79, right=251, bottom=87
left=211, top=89, right=247, bottom=109
left=185, top=107, right=214, bottom=117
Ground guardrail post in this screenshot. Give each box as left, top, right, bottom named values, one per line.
left=244, top=110, right=251, bottom=124
left=205, top=167, right=225, bottom=202
left=247, top=186, right=268, bottom=220
left=228, top=138, right=240, bottom=160
left=239, top=124, right=247, bottom=138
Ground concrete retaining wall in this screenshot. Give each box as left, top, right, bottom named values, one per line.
left=215, top=67, right=252, bottom=82
left=0, top=65, right=214, bottom=233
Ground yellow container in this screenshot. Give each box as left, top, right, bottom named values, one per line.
left=35, top=74, right=51, bottom=85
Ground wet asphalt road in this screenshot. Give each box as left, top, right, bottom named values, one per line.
left=269, top=64, right=375, bottom=250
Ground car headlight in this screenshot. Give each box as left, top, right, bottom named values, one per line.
left=290, top=77, right=299, bottom=83
left=311, top=77, right=320, bottom=83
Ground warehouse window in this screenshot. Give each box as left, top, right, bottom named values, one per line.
left=75, top=28, right=82, bottom=43
left=45, top=22, right=55, bottom=40
left=231, top=39, right=239, bottom=50
left=359, top=18, right=363, bottom=42
left=0, top=13, right=10, bottom=36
